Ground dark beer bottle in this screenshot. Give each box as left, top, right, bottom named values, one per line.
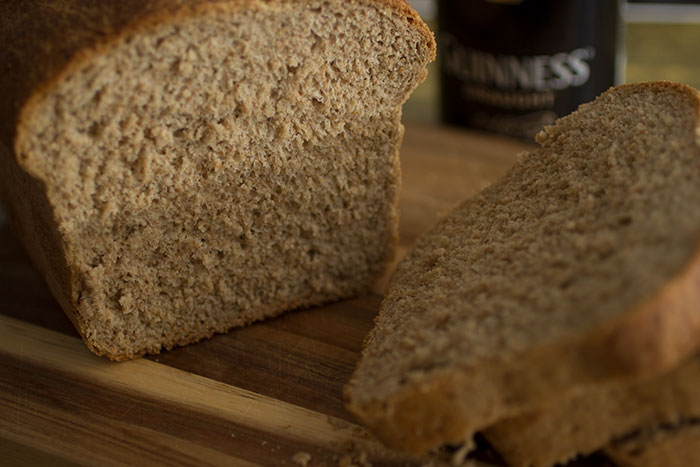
left=438, top=0, right=623, bottom=140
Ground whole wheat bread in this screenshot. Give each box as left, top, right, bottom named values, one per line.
left=605, top=420, right=700, bottom=467
left=345, top=82, right=700, bottom=454
left=483, top=353, right=700, bottom=466
left=0, top=0, right=435, bottom=360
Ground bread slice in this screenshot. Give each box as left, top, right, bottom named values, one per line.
left=605, top=420, right=700, bottom=467
left=0, top=0, right=435, bottom=360
left=345, top=82, right=700, bottom=454
left=483, top=353, right=700, bottom=466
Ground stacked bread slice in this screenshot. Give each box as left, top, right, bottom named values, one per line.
left=484, top=353, right=700, bottom=465
left=605, top=421, right=700, bottom=467
left=345, top=82, right=700, bottom=465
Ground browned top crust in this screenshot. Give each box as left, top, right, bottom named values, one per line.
left=0, top=0, right=435, bottom=155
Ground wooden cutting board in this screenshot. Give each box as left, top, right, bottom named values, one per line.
left=0, top=124, right=531, bottom=466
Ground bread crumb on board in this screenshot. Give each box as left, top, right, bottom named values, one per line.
left=292, top=451, right=312, bottom=466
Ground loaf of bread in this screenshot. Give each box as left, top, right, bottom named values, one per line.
left=483, top=353, right=700, bottom=466
left=345, top=82, right=700, bottom=454
left=605, top=421, right=700, bottom=467
left=0, top=0, right=435, bottom=360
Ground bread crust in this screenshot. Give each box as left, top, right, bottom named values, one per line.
left=0, top=0, right=435, bottom=360
left=345, top=82, right=700, bottom=454
left=2, top=0, right=434, bottom=148
left=484, top=350, right=700, bottom=466
left=605, top=421, right=700, bottom=467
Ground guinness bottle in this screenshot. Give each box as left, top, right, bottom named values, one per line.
left=438, top=0, right=623, bottom=140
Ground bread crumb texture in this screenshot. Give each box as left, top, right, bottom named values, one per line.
left=346, top=82, right=700, bottom=453
left=11, top=0, right=434, bottom=359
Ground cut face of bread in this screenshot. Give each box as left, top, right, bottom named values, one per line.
left=5, top=1, right=435, bottom=360
left=483, top=353, right=700, bottom=467
left=345, top=82, right=700, bottom=454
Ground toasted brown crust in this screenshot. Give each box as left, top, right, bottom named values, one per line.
left=345, top=82, right=700, bottom=454
left=483, top=352, right=700, bottom=466
left=0, top=0, right=435, bottom=360
left=605, top=421, right=700, bottom=467
left=1, top=0, right=433, bottom=149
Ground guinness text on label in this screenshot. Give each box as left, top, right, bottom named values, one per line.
left=438, top=0, right=621, bottom=140
left=442, top=33, right=596, bottom=92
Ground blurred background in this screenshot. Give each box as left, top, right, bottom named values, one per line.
left=403, top=0, right=700, bottom=128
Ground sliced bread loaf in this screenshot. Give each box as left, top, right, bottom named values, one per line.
left=483, top=353, right=700, bottom=466
left=605, top=421, right=700, bottom=467
left=0, top=0, right=435, bottom=360
left=345, top=82, right=700, bottom=454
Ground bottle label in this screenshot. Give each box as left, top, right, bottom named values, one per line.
left=439, top=0, right=621, bottom=140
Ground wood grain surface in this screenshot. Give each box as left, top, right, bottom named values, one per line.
left=0, top=124, right=535, bottom=466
